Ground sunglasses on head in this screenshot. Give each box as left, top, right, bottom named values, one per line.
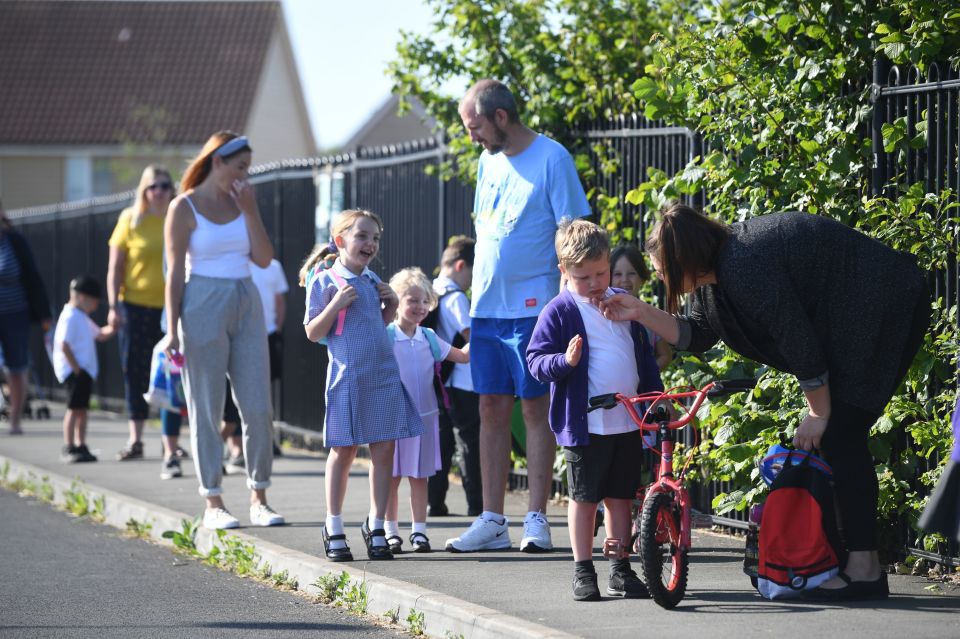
left=146, top=182, right=173, bottom=192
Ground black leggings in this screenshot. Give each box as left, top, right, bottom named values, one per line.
left=118, top=301, right=163, bottom=421
left=821, top=285, right=931, bottom=552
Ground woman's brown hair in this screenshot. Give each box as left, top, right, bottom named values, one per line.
left=180, top=130, right=251, bottom=193
left=645, top=203, right=730, bottom=314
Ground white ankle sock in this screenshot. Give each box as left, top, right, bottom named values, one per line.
left=325, top=514, right=346, bottom=550
left=411, top=521, right=427, bottom=535
left=369, top=517, right=387, bottom=546
left=385, top=520, right=400, bottom=537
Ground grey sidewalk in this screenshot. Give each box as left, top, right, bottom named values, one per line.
left=2, top=409, right=958, bottom=639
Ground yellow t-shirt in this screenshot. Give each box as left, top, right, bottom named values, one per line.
left=108, top=207, right=165, bottom=308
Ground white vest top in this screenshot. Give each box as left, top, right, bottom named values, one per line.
left=184, top=195, right=251, bottom=279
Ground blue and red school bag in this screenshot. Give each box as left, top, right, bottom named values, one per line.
left=756, top=450, right=845, bottom=599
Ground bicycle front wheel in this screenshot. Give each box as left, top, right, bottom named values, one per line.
left=639, top=491, right=688, bottom=609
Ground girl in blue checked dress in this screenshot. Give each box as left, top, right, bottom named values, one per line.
left=301, top=209, right=423, bottom=561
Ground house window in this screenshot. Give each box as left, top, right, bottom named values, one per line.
left=64, top=156, right=93, bottom=201
left=93, top=158, right=115, bottom=196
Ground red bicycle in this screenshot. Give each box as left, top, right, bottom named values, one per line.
left=588, top=379, right=757, bottom=608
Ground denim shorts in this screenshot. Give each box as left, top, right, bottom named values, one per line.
left=0, top=310, right=31, bottom=372
left=469, top=317, right=547, bottom=399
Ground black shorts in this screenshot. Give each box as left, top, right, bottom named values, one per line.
left=64, top=370, right=93, bottom=410
left=268, top=331, right=282, bottom=381
left=564, top=430, right=644, bottom=503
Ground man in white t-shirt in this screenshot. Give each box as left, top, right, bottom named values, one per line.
left=445, top=79, right=592, bottom=554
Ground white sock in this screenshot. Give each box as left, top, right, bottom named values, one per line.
left=325, top=514, right=346, bottom=550
left=385, top=520, right=400, bottom=537
left=481, top=510, right=505, bottom=524
left=370, top=517, right=387, bottom=546
left=411, top=521, right=427, bottom=535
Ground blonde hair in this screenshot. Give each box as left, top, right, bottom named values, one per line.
left=130, top=165, right=174, bottom=229
left=555, top=218, right=610, bottom=268
left=297, top=209, right=385, bottom=286
left=388, top=267, right=437, bottom=318
left=180, top=130, right=251, bottom=193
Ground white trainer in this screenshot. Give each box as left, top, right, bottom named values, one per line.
left=445, top=515, right=511, bottom=552
left=203, top=507, right=240, bottom=530
left=520, top=511, right=553, bottom=553
left=249, top=504, right=285, bottom=527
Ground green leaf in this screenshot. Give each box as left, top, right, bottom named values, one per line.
left=805, top=24, right=827, bottom=40
left=777, top=14, right=798, bottom=32
left=631, top=76, right=660, bottom=101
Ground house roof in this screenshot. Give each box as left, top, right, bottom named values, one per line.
left=339, top=94, right=437, bottom=152
left=0, top=0, right=278, bottom=146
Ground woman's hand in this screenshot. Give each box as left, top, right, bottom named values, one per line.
left=332, top=285, right=358, bottom=311
left=230, top=179, right=258, bottom=215
left=565, top=334, right=583, bottom=366
left=598, top=293, right=645, bottom=322
left=161, top=332, right=181, bottom=362
left=793, top=412, right=829, bottom=451
left=107, top=307, right=122, bottom=330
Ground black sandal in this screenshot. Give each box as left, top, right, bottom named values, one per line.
left=321, top=525, right=354, bottom=562
left=386, top=534, right=404, bottom=554
left=361, top=518, right=394, bottom=560
left=409, top=531, right=432, bottom=553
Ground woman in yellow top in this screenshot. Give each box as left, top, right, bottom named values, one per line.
left=107, top=166, right=174, bottom=463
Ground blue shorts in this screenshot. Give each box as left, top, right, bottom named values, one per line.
left=0, top=310, right=31, bottom=373
left=470, top=317, right=548, bottom=399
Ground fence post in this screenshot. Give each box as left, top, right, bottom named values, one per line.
left=870, top=56, right=892, bottom=197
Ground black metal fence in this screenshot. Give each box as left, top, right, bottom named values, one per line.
left=9, top=59, right=957, bottom=556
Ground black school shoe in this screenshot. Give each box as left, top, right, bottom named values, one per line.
left=409, top=532, right=432, bottom=553
left=573, top=571, right=601, bottom=601
left=321, top=526, right=354, bottom=562
left=74, top=444, right=98, bottom=463
left=386, top=534, right=404, bottom=554
left=801, top=572, right=889, bottom=602
left=360, top=519, right=394, bottom=560
left=607, top=566, right=650, bottom=598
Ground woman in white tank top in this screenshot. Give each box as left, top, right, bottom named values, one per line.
left=163, top=131, right=285, bottom=530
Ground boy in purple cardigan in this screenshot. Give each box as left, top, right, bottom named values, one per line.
left=527, top=219, right=663, bottom=602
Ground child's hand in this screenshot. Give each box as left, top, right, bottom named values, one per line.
left=161, top=333, right=181, bottom=361
left=377, top=282, right=398, bottom=308
left=565, top=334, right=583, bottom=366
left=332, top=284, right=357, bottom=310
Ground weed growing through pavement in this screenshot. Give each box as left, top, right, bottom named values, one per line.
left=443, top=633, right=466, bottom=639
left=342, top=578, right=368, bottom=615
left=314, top=570, right=350, bottom=604
left=125, top=518, right=153, bottom=539
left=89, top=494, right=105, bottom=522
left=406, top=608, right=426, bottom=636
left=37, top=476, right=55, bottom=503
left=270, top=569, right=298, bottom=590
left=383, top=605, right=401, bottom=625
left=162, top=518, right=200, bottom=554
left=63, top=480, right=91, bottom=517
left=0, top=461, right=9, bottom=483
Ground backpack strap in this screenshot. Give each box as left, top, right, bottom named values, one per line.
left=386, top=323, right=397, bottom=342
left=421, top=327, right=451, bottom=410
left=327, top=269, right=349, bottom=337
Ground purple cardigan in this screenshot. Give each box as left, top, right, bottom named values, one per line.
left=526, top=289, right=664, bottom=446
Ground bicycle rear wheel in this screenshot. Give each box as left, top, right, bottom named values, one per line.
left=639, top=491, right=688, bottom=609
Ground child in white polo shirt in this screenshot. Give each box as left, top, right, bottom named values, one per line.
left=53, top=276, right=114, bottom=462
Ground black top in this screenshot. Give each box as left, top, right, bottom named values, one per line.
left=675, top=211, right=927, bottom=413
left=1, top=229, right=52, bottom=325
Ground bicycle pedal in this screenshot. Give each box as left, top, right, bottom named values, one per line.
left=602, top=537, right=627, bottom=559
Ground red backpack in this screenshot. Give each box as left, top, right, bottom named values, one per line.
left=756, top=453, right=845, bottom=599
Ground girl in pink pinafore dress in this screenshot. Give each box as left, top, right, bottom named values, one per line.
left=384, top=267, right=469, bottom=553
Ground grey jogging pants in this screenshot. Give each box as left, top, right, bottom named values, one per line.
left=179, top=275, right=273, bottom=497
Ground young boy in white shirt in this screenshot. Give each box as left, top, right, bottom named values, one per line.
left=53, top=276, right=114, bottom=462
left=526, top=220, right=664, bottom=601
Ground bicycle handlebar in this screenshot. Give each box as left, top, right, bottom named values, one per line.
left=587, top=378, right=757, bottom=431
